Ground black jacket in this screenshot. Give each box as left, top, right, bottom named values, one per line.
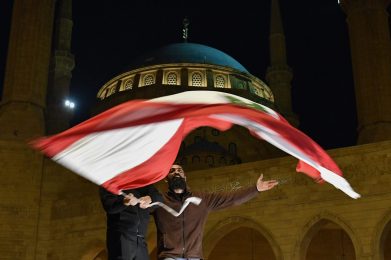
left=99, top=185, right=162, bottom=238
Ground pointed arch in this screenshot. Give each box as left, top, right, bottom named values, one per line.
left=373, top=208, right=391, bottom=260
left=204, top=216, right=282, bottom=260
left=293, top=211, right=362, bottom=260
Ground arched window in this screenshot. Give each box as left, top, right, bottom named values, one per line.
left=144, top=74, right=155, bottom=86
left=166, top=72, right=178, bottom=85
left=228, top=143, right=237, bottom=155
left=211, top=129, right=220, bottom=136
left=124, top=78, right=133, bottom=90
left=191, top=72, right=203, bottom=86
left=215, top=75, right=225, bottom=88
left=237, top=81, right=245, bottom=89
left=206, top=155, right=214, bottom=167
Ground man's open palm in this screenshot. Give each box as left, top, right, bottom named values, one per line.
left=256, top=174, right=279, bottom=192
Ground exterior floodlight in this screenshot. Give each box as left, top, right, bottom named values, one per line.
left=64, top=99, right=76, bottom=109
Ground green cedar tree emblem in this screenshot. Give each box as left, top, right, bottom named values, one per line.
left=224, top=95, right=268, bottom=114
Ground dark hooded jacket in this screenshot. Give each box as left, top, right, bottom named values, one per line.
left=153, top=186, right=259, bottom=259
left=99, top=185, right=162, bottom=238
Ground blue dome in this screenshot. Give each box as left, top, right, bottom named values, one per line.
left=127, top=43, right=249, bottom=73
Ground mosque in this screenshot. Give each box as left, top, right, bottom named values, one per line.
left=0, top=0, right=391, bottom=259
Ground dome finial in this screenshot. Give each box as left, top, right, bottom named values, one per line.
left=182, top=17, right=190, bottom=42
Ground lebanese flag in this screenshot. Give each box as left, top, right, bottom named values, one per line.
left=30, top=91, right=360, bottom=199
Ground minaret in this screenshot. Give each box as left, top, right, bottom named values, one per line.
left=0, top=0, right=55, bottom=258
left=46, top=0, right=75, bottom=134
left=0, top=1, right=54, bottom=139
left=340, top=0, right=391, bottom=144
left=266, top=0, right=298, bottom=126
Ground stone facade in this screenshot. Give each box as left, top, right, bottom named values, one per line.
left=1, top=0, right=391, bottom=260
left=25, top=141, right=391, bottom=260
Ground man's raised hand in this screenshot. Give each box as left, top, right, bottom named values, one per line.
left=256, top=174, right=279, bottom=192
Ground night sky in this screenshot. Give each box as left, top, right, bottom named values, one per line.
left=2, top=0, right=378, bottom=149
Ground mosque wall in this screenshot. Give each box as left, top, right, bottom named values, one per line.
left=42, top=140, right=391, bottom=260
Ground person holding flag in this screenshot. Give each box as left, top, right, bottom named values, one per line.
left=99, top=185, right=163, bottom=260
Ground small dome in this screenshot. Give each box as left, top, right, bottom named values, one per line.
left=127, top=43, right=249, bottom=73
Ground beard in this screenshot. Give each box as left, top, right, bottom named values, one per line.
left=168, top=176, right=187, bottom=192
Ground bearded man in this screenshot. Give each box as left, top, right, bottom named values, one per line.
left=153, top=164, right=278, bottom=260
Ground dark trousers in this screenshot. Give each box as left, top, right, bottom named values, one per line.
left=160, top=257, right=201, bottom=260
left=107, top=230, right=149, bottom=260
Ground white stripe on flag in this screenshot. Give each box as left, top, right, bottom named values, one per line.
left=53, top=119, right=183, bottom=185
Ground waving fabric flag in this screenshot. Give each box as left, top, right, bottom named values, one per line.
left=31, top=91, right=360, bottom=199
